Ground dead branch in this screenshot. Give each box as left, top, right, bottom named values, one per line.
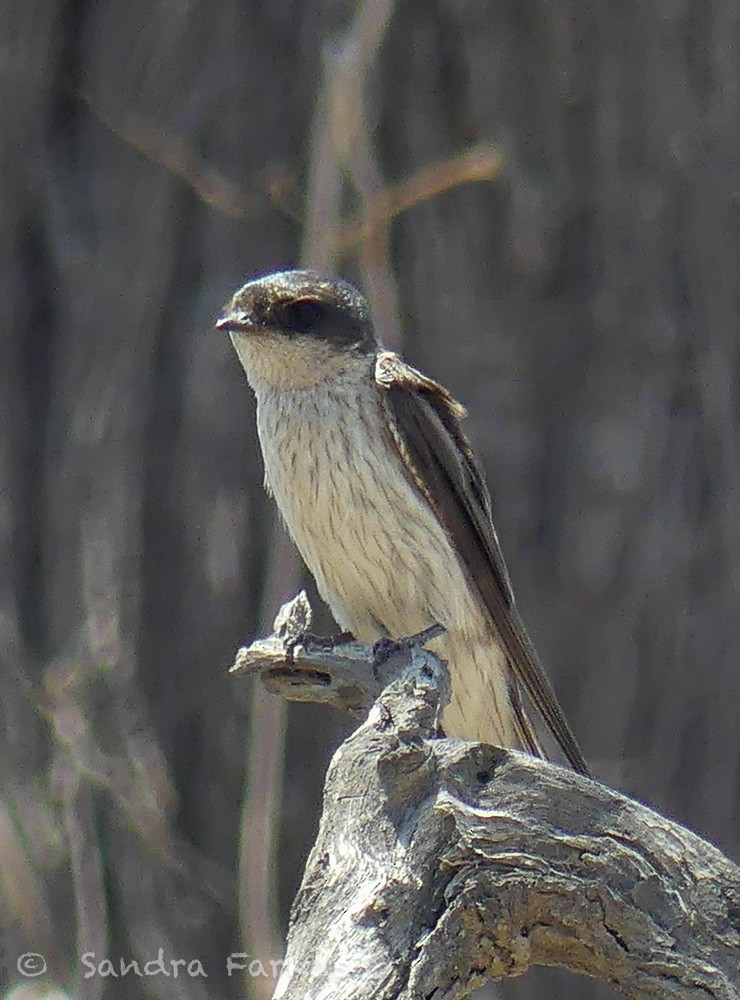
left=233, top=595, right=740, bottom=1000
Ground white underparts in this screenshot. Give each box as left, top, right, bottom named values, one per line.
left=234, top=336, right=516, bottom=746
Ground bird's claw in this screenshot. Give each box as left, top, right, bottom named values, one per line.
left=284, top=630, right=356, bottom=663
left=372, top=623, right=445, bottom=665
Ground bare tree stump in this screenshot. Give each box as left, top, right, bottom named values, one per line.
left=233, top=595, right=740, bottom=1000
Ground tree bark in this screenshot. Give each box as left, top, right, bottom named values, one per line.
left=236, top=597, right=740, bottom=1000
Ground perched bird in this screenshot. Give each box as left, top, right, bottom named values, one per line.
left=217, top=270, right=588, bottom=775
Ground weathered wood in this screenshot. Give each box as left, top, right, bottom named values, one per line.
left=230, top=591, right=447, bottom=715
left=234, top=596, right=740, bottom=1000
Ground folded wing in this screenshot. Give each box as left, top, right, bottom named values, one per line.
left=376, top=351, right=589, bottom=776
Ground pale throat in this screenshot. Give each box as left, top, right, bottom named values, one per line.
left=230, top=331, right=375, bottom=393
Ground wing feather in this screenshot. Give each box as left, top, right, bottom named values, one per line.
left=376, top=351, right=589, bottom=776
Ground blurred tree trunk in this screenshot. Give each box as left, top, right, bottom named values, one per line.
left=0, top=1, right=738, bottom=999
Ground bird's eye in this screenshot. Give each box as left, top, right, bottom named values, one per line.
left=277, top=298, right=326, bottom=332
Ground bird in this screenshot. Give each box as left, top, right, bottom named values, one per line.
left=217, top=269, right=589, bottom=775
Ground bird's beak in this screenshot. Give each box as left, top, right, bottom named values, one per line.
left=215, top=310, right=259, bottom=334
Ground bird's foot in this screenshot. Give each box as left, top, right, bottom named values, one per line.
left=284, top=630, right=356, bottom=664
left=372, top=624, right=445, bottom=664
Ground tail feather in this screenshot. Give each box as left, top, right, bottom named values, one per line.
left=509, top=678, right=546, bottom=759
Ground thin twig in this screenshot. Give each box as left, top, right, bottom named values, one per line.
left=329, top=0, right=403, bottom=345
left=75, top=90, right=503, bottom=270
left=76, top=87, right=288, bottom=222
left=338, top=143, right=505, bottom=254
left=238, top=525, right=298, bottom=1000
left=61, top=765, right=107, bottom=1000
left=0, top=801, right=65, bottom=982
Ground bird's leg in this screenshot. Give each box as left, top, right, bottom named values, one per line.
left=308, top=629, right=356, bottom=647
left=284, top=629, right=356, bottom=664
left=372, top=624, right=445, bottom=664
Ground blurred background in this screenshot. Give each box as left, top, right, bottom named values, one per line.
left=1, top=1, right=739, bottom=998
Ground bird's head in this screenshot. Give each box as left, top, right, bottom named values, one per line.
left=216, top=270, right=378, bottom=391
